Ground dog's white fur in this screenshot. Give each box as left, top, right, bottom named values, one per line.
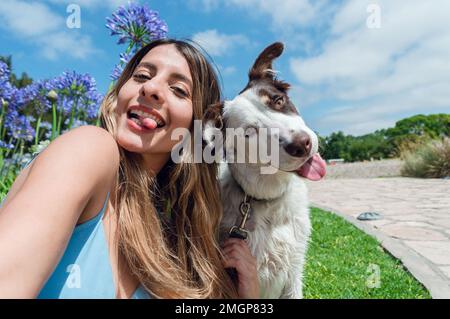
left=213, top=88, right=319, bottom=299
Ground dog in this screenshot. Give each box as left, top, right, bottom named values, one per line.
left=203, top=42, right=326, bottom=298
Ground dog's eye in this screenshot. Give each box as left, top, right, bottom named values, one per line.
left=272, top=95, right=285, bottom=109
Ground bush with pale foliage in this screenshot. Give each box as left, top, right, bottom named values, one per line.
left=401, top=138, right=450, bottom=178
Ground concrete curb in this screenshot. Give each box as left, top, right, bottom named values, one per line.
left=310, top=202, right=450, bottom=299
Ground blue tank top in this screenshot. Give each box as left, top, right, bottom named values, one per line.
left=37, top=193, right=151, bottom=299
left=1, top=155, right=151, bottom=299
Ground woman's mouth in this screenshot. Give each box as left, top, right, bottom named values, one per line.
left=127, top=108, right=166, bottom=130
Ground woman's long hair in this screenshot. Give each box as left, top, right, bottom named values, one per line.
left=100, top=39, right=238, bottom=298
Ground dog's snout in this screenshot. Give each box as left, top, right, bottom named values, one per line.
left=283, top=132, right=311, bottom=158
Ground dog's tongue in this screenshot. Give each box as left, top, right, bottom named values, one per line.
left=296, top=153, right=326, bottom=181
left=141, top=117, right=158, bottom=130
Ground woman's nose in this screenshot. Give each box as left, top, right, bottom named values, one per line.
left=140, top=79, right=165, bottom=104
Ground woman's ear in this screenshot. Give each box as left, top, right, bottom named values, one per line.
left=203, top=101, right=224, bottom=146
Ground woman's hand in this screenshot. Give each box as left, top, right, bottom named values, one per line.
left=222, top=238, right=260, bottom=299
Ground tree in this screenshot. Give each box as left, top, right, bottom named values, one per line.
left=0, top=55, right=33, bottom=88
left=322, top=131, right=348, bottom=159
left=385, top=114, right=450, bottom=156
left=319, top=114, right=449, bottom=162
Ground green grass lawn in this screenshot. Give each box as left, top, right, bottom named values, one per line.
left=303, top=207, right=431, bottom=299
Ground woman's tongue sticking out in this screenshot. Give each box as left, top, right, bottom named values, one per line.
left=142, top=117, right=158, bottom=130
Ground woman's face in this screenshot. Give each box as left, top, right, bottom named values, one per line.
left=115, top=44, right=194, bottom=155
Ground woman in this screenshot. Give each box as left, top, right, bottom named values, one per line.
left=0, top=39, right=259, bottom=299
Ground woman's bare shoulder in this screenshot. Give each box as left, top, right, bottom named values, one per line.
left=37, top=125, right=120, bottom=189
left=60, top=125, right=119, bottom=155
left=48, top=125, right=120, bottom=171
left=2, top=126, right=120, bottom=207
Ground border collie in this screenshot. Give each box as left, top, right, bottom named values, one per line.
left=203, top=42, right=326, bottom=298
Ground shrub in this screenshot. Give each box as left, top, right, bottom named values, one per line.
left=401, top=137, right=450, bottom=178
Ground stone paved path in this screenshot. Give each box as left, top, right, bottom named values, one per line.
left=305, top=177, right=450, bottom=299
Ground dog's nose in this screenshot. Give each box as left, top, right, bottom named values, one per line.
left=283, top=132, right=311, bottom=158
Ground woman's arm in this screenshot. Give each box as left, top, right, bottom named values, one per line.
left=0, top=126, right=119, bottom=298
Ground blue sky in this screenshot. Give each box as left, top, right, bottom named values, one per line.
left=1, top=0, right=449, bottom=136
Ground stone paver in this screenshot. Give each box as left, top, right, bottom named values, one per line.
left=403, top=241, right=450, bottom=265
left=383, top=225, right=448, bottom=241
left=305, top=177, right=450, bottom=299
left=440, top=267, right=450, bottom=278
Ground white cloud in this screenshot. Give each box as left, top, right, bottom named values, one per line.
left=46, top=0, right=130, bottom=10
left=192, top=29, right=249, bottom=56
left=223, top=0, right=325, bottom=30
left=219, top=65, right=237, bottom=76
left=316, top=81, right=450, bottom=135
left=0, top=0, right=99, bottom=60
left=191, top=0, right=450, bottom=135
left=187, top=0, right=221, bottom=12
left=289, top=0, right=450, bottom=135
left=39, top=31, right=98, bottom=60
left=190, top=0, right=334, bottom=36
left=0, top=0, right=63, bottom=37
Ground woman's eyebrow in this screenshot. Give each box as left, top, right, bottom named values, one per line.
left=136, top=61, right=192, bottom=91
left=136, top=61, right=157, bottom=73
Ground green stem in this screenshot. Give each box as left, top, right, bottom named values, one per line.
left=0, top=137, right=13, bottom=159
left=0, top=101, right=6, bottom=141
left=68, top=106, right=76, bottom=130
left=5, top=138, right=19, bottom=159
left=126, top=42, right=134, bottom=54
left=95, top=109, right=102, bottom=127
left=51, top=101, right=57, bottom=140
left=56, top=105, right=63, bottom=137
left=3, top=139, right=25, bottom=179
left=1, top=138, right=20, bottom=178
left=72, top=96, right=82, bottom=129
left=18, top=139, right=24, bottom=157
left=0, top=102, right=5, bottom=134
left=0, top=163, right=5, bottom=181
left=34, top=114, right=42, bottom=147
left=0, top=125, right=6, bottom=143
left=78, top=103, right=84, bottom=123
left=0, top=179, right=8, bottom=193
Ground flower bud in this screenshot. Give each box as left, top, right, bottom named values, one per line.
left=47, top=90, right=58, bottom=102
left=1, top=98, right=8, bottom=108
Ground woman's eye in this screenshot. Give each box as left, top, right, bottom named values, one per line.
left=133, top=73, right=151, bottom=81
left=172, top=87, right=188, bottom=98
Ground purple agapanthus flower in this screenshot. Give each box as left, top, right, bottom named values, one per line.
left=0, top=140, right=14, bottom=150
left=4, top=109, right=35, bottom=141
left=39, top=121, right=52, bottom=131
left=51, top=71, right=103, bottom=120
left=106, top=2, right=168, bottom=47
left=0, top=61, right=14, bottom=101
left=110, top=51, right=135, bottom=81
left=63, top=118, right=88, bottom=131
left=2, top=70, right=102, bottom=147
left=19, top=80, right=54, bottom=115
left=2, top=83, right=37, bottom=143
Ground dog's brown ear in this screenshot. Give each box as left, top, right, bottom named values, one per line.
left=203, top=102, right=224, bottom=145
left=203, top=102, right=224, bottom=129
left=249, top=42, right=284, bottom=81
